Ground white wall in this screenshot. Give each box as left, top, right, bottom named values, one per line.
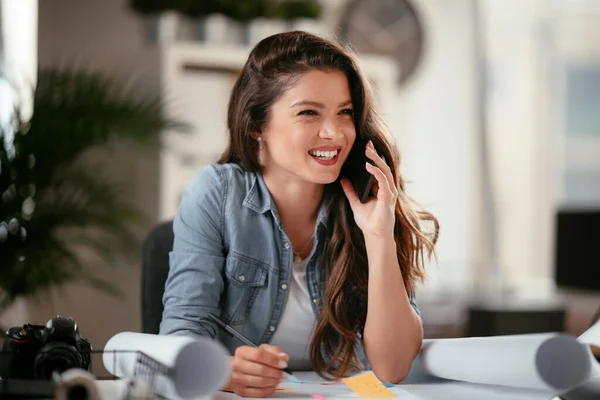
left=1, top=0, right=37, bottom=123
left=158, top=45, right=238, bottom=220
left=478, top=0, right=600, bottom=303
left=545, top=1, right=600, bottom=333
left=394, top=0, right=480, bottom=299
left=480, top=0, right=551, bottom=296
left=550, top=2, right=600, bottom=209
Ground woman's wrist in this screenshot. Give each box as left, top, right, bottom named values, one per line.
left=364, top=233, right=398, bottom=273
left=364, top=232, right=396, bottom=252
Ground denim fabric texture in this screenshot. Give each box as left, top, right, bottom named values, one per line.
left=159, top=163, right=421, bottom=367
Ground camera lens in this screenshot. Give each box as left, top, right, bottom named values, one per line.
left=34, top=342, right=83, bottom=380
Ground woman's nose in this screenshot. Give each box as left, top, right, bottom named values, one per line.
left=318, top=120, right=342, bottom=139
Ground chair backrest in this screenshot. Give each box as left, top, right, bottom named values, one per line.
left=141, top=220, right=174, bottom=334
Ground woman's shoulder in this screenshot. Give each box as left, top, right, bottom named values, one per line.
left=186, top=162, right=257, bottom=197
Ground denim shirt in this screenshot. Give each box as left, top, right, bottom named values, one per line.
left=159, top=163, right=421, bottom=368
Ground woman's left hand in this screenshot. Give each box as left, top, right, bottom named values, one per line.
left=341, top=140, right=398, bottom=239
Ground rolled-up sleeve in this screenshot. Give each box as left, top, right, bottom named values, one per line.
left=159, top=166, right=225, bottom=338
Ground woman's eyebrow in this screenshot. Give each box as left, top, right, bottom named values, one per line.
left=290, top=99, right=353, bottom=108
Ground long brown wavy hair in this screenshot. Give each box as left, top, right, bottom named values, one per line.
left=218, top=31, right=438, bottom=379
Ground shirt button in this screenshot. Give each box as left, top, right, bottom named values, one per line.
left=284, top=242, right=290, bottom=249
left=313, top=299, right=318, bottom=304
left=238, top=275, right=246, bottom=282
left=269, top=325, right=276, bottom=332
left=281, top=284, right=288, bottom=290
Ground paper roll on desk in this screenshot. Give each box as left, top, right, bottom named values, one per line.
left=103, top=332, right=230, bottom=400
left=55, top=370, right=153, bottom=400
left=55, top=369, right=100, bottom=400
left=579, top=320, right=600, bottom=348
left=415, top=333, right=593, bottom=392
left=95, top=379, right=153, bottom=400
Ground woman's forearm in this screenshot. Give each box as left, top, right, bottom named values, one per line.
left=362, top=234, right=423, bottom=383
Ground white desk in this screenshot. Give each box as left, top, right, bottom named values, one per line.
left=95, top=372, right=564, bottom=400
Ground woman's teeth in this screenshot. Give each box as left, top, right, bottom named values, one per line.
left=309, top=150, right=338, bottom=160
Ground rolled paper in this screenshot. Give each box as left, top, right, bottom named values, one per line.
left=416, top=333, right=592, bottom=392
left=103, top=332, right=230, bottom=400
left=95, top=378, right=153, bottom=400
left=55, top=369, right=100, bottom=400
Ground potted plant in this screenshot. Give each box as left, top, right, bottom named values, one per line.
left=219, top=0, right=273, bottom=44
left=0, top=67, right=187, bottom=333
left=129, top=0, right=184, bottom=42
left=272, top=0, right=323, bottom=32
left=272, top=0, right=322, bottom=21
left=128, top=0, right=323, bottom=45
left=175, top=0, right=219, bottom=41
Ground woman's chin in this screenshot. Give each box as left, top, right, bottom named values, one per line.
left=311, top=172, right=341, bottom=185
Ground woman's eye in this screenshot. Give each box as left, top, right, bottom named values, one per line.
left=340, top=108, right=354, bottom=116
left=298, top=109, right=318, bottom=116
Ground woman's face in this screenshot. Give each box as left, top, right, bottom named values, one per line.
left=257, top=69, right=357, bottom=185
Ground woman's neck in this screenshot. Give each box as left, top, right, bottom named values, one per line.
left=261, top=170, right=323, bottom=226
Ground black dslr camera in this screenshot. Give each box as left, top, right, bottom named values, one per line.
left=0, top=317, right=92, bottom=380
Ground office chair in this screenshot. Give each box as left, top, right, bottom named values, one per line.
left=141, top=220, right=174, bottom=334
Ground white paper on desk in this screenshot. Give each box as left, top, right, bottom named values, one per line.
left=554, top=320, right=600, bottom=399
left=95, top=379, right=153, bottom=400
left=103, top=332, right=230, bottom=400
left=579, top=319, right=600, bottom=348
left=215, top=371, right=556, bottom=400
left=416, top=333, right=592, bottom=392
left=578, top=319, right=600, bottom=379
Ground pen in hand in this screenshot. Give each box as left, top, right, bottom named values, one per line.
left=207, top=313, right=293, bottom=376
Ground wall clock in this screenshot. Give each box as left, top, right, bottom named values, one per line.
left=339, top=0, right=425, bottom=85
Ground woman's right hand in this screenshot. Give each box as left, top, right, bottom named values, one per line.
left=223, top=344, right=290, bottom=398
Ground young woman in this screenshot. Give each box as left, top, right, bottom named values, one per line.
left=160, top=30, right=438, bottom=398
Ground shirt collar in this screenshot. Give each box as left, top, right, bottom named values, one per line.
left=242, top=170, right=329, bottom=228
left=242, top=170, right=274, bottom=214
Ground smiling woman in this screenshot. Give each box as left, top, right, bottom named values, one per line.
left=160, top=30, right=439, bottom=398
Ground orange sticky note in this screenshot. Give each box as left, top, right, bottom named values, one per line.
left=342, top=372, right=396, bottom=398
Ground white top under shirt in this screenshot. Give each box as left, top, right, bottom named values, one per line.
left=269, top=257, right=316, bottom=370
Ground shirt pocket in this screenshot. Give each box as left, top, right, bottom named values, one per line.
left=223, top=254, right=269, bottom=325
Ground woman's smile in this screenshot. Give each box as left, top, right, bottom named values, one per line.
left=308, top=146, right=342, bottom=166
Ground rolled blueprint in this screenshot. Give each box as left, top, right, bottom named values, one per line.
left=579, top=319, right=600, bottom=348
left=103, top=332, right=230, bottom=400
left=417, top=333, right=592, bottom=392
left=55, top=369, right=100, bottom=400
left=559, top=320, right=600, bottom=400
left=95, top=379, right=153, bottom=400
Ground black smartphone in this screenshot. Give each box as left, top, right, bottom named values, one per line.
left=342, top=140, right=375, bottom=203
